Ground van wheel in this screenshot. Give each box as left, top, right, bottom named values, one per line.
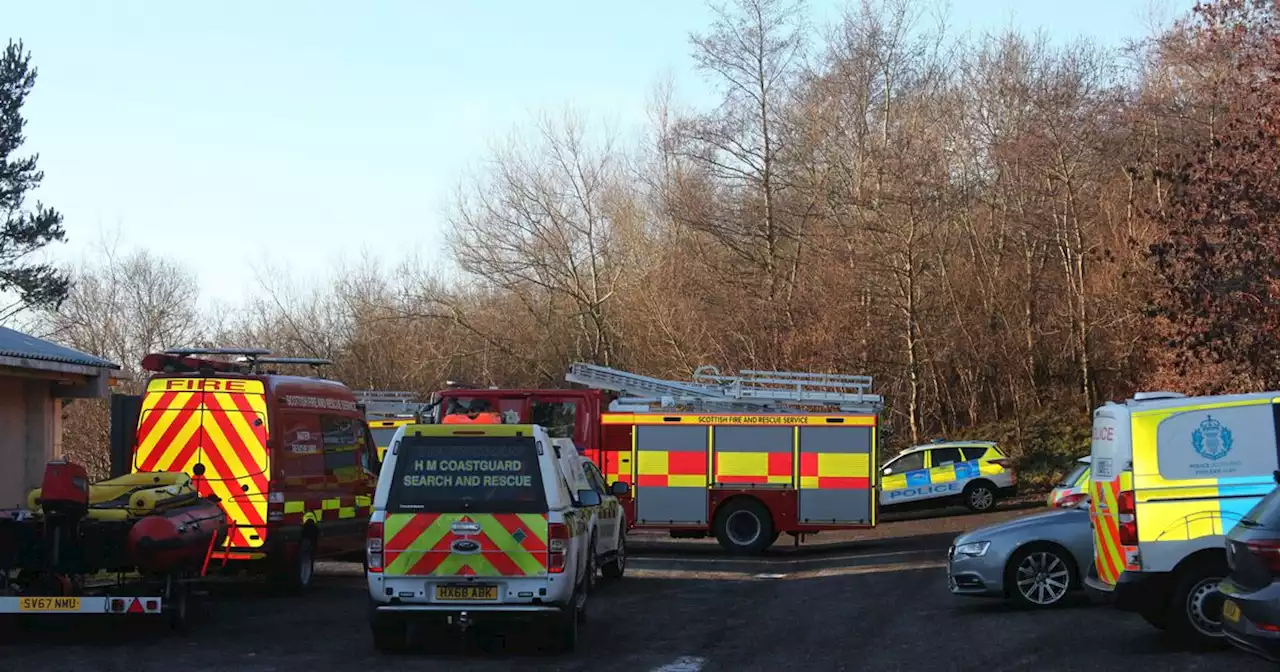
left=601, top=533, right=626, bottom=580
left=714, top=498, right=775, bottom=555
left=963, top=482, right=997, bottom=513
left=1168, top=557, right=1229, bottom=650
left=278, top=535, right=316, bottom=595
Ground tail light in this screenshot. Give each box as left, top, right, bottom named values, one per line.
left=1055, top=493, right=1086, bottom=509
left=1245, top=539, right=1280, bottom=574
left=548, top=523, right=568, bottom=573
left=1117, top=490, right=1138, bottom=546
left=366, top=522, right=384, bottom=573
left=990, top=458, right=1013, bottom=470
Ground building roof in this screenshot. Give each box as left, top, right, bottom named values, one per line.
left=0, top=326, right=120, bottom=371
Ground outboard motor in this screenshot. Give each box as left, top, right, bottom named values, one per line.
left=36, top=460, right=90, bottom=575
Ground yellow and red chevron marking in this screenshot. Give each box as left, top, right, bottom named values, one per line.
left=1091, top=478, right=1127, bottom=586
left=134, top=380, right=271, bottom=549
left=383, top=512, right=548, bottom=577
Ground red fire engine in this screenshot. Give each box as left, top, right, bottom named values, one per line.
left=425, top=363, right=883, bottom=554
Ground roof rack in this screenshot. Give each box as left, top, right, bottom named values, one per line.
left=165, top=347, right=272, bottom=357
left=354, top=390, right=425, bottom=419
left=565, top=362, right=883, bottom=413
left=143, top=348, right=332, bottom=377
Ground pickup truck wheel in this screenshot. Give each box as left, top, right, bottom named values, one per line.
left=370, top=614, right=408, bottom=653
left=714, top=498, right=775, bottom=555
left=551, top=605, right=579, bottom=653
left=601, top=532, right=626, bottom=580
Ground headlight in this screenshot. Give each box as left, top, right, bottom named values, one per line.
left=953, top=541, right=990, bottom=558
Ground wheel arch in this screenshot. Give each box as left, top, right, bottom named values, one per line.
left=964, top=477, right=998, bottom=494
left=711, top=494, right=777, bottom=529
left=1171, top=547, right=1228, bottom=578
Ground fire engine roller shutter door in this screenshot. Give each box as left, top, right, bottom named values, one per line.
left=713, top=426, right=792, bottom=486
left=798, top=426, right=872, bottom=524
left=635, top=425, right=709, bottom=524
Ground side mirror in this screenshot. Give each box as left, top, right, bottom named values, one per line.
left=609, top=481, right=630, bottom=497
left=576, top=489, right=602, bottom=507
left=882, top=467, right=893, bottom=476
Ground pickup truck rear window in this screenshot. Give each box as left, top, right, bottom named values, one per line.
left=387, top=436, right=547, bottom=514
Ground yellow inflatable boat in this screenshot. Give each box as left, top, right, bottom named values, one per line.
left=27, top=471, right=200, bottom=522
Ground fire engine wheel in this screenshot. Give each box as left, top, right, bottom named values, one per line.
left=714, top=498, right=775, bottom=555
left=963, top=482, right=997, bottom=513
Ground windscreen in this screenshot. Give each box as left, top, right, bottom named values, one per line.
left=1059, top=462, right=1089, bottom=487
left=371, top=428, right=397, bottom=448
left=387, top=436, right=547, bottom=513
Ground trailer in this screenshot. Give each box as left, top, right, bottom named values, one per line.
left=424, top=363, right=884, bottom=554
left=0, top=460, right=227, bottom=631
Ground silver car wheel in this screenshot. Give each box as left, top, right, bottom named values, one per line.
left=1015, top=551, right=1071, bottom=605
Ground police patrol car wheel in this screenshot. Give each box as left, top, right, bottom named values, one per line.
left=963, top=482, right=996, bottom=512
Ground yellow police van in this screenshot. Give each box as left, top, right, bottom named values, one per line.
left=1085, top=390, right=1279, bottom=648
left=364, top=423, right=604, bottom=653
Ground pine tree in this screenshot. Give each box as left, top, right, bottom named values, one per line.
left=0, top=39, right=69, bottom=320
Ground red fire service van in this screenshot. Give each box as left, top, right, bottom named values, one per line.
left=423, top=363, right=883, bottom=554
left=130, top=348, right=379, bottom=592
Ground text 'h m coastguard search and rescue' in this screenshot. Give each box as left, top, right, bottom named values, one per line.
left=400, top=443, right=539, bottom=490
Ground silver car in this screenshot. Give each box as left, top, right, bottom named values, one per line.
left=947, top=499, right=1094, bottom=608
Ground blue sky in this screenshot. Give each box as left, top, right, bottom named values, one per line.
left=6, top=0, right=1194, bottom=313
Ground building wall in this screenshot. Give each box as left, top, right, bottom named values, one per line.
left=0, top=376, right=59, bottom=509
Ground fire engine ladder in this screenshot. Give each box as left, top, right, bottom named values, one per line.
left=354, top=390, right=423, bottom=419
left=564, top=363, right=883, bottom=413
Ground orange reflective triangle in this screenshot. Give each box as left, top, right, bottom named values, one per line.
left=126, top=598, right=144, bottom=614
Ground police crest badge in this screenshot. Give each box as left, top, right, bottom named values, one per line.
left=1191, top=415, right=1233, bottom=461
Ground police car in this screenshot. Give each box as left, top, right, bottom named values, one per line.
left=365, top=423, right=604, bottom=653
left=879, top=440, right=1017, bottom=513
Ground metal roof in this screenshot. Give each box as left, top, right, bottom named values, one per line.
left=0, top=326, right=121, bottom=371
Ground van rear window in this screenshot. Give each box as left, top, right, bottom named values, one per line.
left=387, top=436, right=547, bottom=514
